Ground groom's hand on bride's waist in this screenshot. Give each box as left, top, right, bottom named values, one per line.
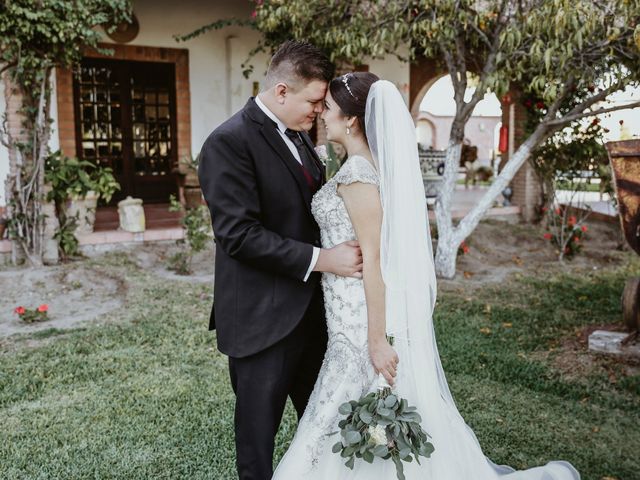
left=314, top=241, right=363, bottom=279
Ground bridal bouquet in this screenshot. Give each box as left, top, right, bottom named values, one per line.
left=332, top=337, right=434, bottom=480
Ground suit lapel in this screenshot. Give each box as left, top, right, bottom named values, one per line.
left=260, top=121, right=313, bottom=209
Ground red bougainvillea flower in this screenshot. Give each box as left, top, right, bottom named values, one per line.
left=38, top=304, right=49, bottom=313
left=581, top=225, right=588, bottom=232
left=543, top=233, right=553, bottom=240
left=541, top=206, right=548, bottom=213
left=535, top=101, right=545, bottom=109
left=462, top=245, right=470, bottom=254
left=573, top=236, right=580, bottom=243
left=14, top=306, right=25, bottom=315
left=567, top=216, right=577, bottom=226
left=555, top=208, right=562, bottom=215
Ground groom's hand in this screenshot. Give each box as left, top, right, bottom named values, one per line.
left=314, top=241, right=363, bottom=278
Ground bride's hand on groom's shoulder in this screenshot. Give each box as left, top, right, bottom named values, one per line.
left=314, top=241, right=363, bottom=279
left=368, top=337, right=399, bottom=387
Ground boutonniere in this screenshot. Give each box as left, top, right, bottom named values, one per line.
left=314, top=145, right=329, bottom=166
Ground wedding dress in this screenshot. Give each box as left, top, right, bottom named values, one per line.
left=272, top=81, right=580, bottom=480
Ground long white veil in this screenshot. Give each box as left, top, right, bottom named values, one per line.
left=364, top=80, right=580, bottom=479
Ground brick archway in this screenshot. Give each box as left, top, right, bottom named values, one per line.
left=409, top=56, right=444, bottom=120
left=409, top=57, right=540, bottom=221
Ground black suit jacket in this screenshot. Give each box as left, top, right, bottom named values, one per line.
left=198, top=98, right=325, bottom=358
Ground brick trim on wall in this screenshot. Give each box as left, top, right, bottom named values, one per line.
left=55, top=43, right=191, bottom=163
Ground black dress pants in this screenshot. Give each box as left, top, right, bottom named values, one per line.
left=228, top=288, right=327, bottom=480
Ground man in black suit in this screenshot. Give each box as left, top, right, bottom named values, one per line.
left=198, top=41, right=363, bottom=480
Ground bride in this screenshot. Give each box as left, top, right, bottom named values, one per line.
left=272, top=72, right=580, bottom=480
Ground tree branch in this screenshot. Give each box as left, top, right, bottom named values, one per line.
left=561, top=77, right=632, bottom=121
left=0, top=61, right=17, bottom=77
left=546, top=100, right=640, bottom=127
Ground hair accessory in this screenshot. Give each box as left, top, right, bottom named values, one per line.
left=342, top=73, right=357, bottom=99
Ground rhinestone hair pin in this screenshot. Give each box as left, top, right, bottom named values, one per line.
left=342, top=73, right=357, bottom=99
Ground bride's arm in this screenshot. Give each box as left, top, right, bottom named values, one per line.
left=339, top=182, right=399, bottom=386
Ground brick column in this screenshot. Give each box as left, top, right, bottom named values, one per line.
left=501, top=89, right=542, bottom=222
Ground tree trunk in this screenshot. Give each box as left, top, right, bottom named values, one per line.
left=433, top=124, right=548, bottom=279
left=434, top=139, right=463, bottom=279
left=5, top=68, right=52, bottom=266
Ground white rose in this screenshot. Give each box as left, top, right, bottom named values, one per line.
left=368, top=424, right=387, bottom=446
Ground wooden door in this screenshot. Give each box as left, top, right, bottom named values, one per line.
left=74, top=58, right=178, bottom=204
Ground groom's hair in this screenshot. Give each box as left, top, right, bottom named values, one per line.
left=264, top=40, right=334, bottom=91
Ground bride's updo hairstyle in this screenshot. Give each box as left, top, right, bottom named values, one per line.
left=329, top=72, right=379, bottom=139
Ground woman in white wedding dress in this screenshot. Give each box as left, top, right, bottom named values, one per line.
left=272, top=73, right=580, bottom=480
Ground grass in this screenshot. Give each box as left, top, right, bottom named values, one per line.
left=1, top=252, right=639, bottom=479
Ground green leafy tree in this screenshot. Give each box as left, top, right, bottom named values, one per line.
left=188, top=0, right=640, bottom=278
left=0, top=0, right=131, bottom=265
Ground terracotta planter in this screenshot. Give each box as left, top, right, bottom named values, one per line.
left=605, top=139, right=640, bottom=333
left=184, top=187, right=203, bottom=209
left=184, top=171, right=200, bottom=188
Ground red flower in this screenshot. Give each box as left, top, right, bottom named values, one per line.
left=14, top=306, right=25, bottom=315
left=38, top=304, right=48, bottom=313
left=535, top=101, right=545, bottom=109
left=555, top=207, right=562, bottom=215
left=543, top=233, right=553, bottom=240
left=250, top=10, right=257, bottom=18
left=581, top=225, right=588, bottom=232
left=573, top=236, right=580, bottom=243
left=541, top=206, right=548, bottom=213
left=567, top=216, right=577, bottom=227
left=462, top=245, right=470, bottom=254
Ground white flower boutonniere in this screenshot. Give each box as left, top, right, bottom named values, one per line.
left=314, top=145, right=329, bottom=166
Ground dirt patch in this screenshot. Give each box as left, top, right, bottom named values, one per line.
left=124, top=242, right=214, bottom=283
left=0, top=263, right=127, bottom=338
left=531, top=323, right=640, bottom=384
left=0, top=241, right=215, bottom=341
left=440, top=217, right=630, bottom=291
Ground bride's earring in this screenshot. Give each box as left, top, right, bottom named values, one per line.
left=346, top=126, right=351, bottom=135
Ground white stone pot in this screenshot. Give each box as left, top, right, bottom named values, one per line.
left=118, top=196, right=145, bottom=233
left=65, top=190, right=98, bottom=235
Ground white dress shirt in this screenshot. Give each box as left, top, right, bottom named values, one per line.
left=255, top=95, right=320, bottom=282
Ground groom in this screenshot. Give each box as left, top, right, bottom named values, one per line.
left=198, top=41, right=363, bottom=480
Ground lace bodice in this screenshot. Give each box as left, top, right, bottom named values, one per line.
left=311, top=155, right=379, bottom=249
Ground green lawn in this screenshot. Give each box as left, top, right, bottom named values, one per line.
left=1, top=252, right=639, bottom=479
